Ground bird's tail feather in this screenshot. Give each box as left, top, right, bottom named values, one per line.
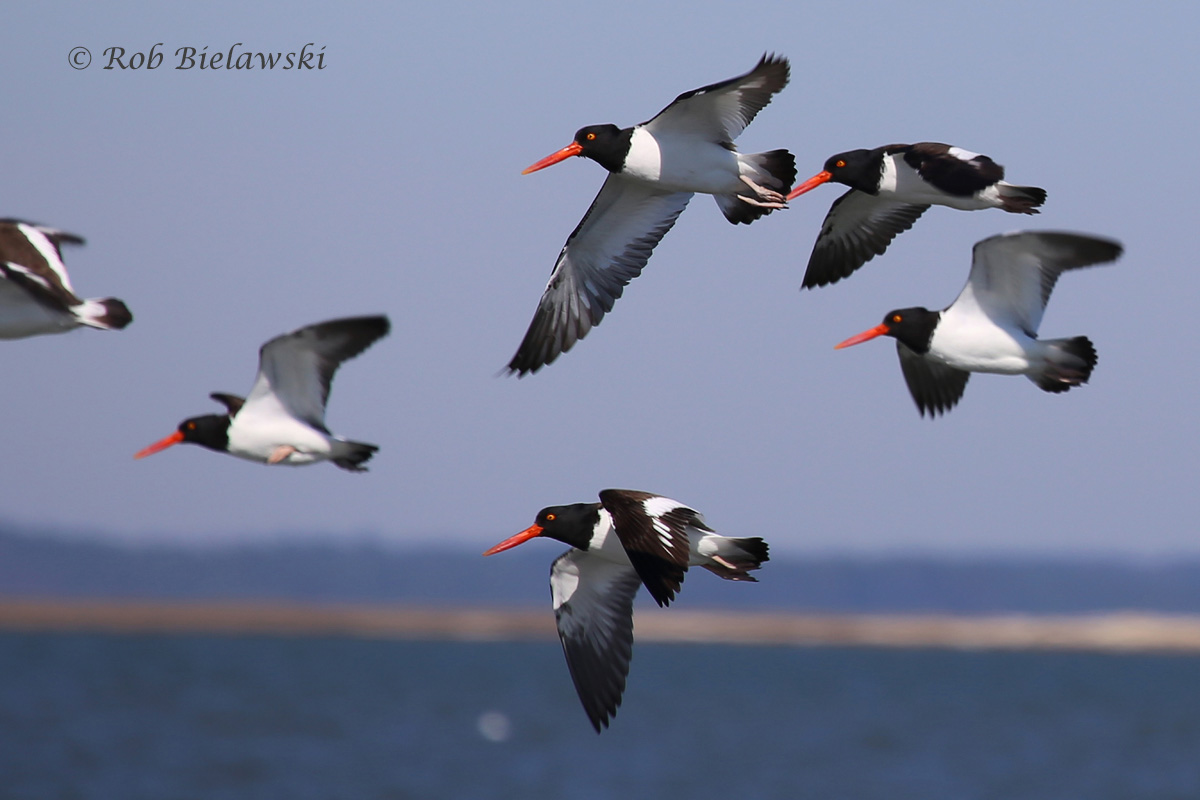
left=332, top=440, right=379, bottom=472
left=699, top=535, right=770, bottom=580
left=998, top=183, right=1047, bottom=214
left=72, top=297, right=133, bottom=331
left=716, top=149, right=797, bottom=224
left=1029, top=336, right=1096, bottom=393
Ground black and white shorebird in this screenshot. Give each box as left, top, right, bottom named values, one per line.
left=506, top=54, right=796, bottom=375
left=483, top=489, right=769, bottom=731
left=833, top=231, right=1122, bottom=417
left=0, top=219, right=132, bottom=338
left=135, top=315, right=389, bottom=470
left=787, top=143, right=1047, bottom=289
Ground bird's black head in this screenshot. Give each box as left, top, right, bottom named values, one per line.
left=522, top=124, right=632, bottom=176
left=877, top=307, right=939, bottom=354
left=822, top=148, right=884, bottom=193
left=835, top=306, right=939, bottom=354
left=532, top=502, right=602, bottom=549
left=572, top=124, right=632, bottom=173
left=482, top=502, right=601, bottom=556
left=134, top=413, right=231, bottom=461
left=176, top=414, right=232, bottom=453
left=789, top=147, right=886, bottom=201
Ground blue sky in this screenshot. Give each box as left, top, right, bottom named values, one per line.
left=2, top=2, right=1196, bottom=556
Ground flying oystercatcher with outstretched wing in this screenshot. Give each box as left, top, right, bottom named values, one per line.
left=507, top=54, right=795, bottom=375
left=788, top=143, right=1046, bottom=288
left=834, top=231, right=1122, bottom=417
left=135, top=315, right=389, bottom=470
left=484, top=489, right=769, bottom=731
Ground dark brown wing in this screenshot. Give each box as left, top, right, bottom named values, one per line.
left=904, top=143, right=1004, bottom=196
left=599, top=489, right=708, bottom=607
left=209, top=393, right=246, bottom=417
left=0, top=220, right=85, bottom=309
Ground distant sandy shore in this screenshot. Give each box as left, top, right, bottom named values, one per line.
left=3, top=599, right=1200, bottom=653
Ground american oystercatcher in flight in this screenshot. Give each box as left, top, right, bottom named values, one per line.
left=834, top=231, right=1122, bottom=417
left=787, top=143, right=1047, bottom=289
left=0, top=219, right=132, bottom=338
left=134, top=315, right=389, bottom=470
left=506, top=54, right=796, bottom=375
left=483, top=489, right=769, bottom=731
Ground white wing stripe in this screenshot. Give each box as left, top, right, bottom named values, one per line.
left=15, top=223, right=74, bottom=293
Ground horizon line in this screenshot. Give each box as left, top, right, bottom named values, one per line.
left=4, top=599, right=1200, bottom=654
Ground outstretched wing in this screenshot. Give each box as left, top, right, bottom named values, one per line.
left=507, top=176, right=691, bottom=375
left=244, top=315, right=390, bottom=427
left=643, top=53, right=789, bottom=145
left=551, top=549, right=642, bottom=733
left=897, top=343, right=971, bottom=418
left=803, top=190, right=929, bottom=289
left=958, top=231, right=1123, bottom=335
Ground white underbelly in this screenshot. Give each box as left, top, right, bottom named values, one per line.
left=931, top=329, right=1034, bottom=375
left=0, top=282, right=76, bottom=339
left=622, top=128, right=743, bottom=194
left=227, top=416, right=333, bottom=465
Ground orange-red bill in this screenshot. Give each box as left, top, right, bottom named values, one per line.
left=785, top=170, right=832, bottom=201
left=522, top=142, right=583, bottom=175
left=133, top=430, right=184, bottom=459
left=834, top=323, right=891, bottom=350
left=482, top=523, right=544, bottom=556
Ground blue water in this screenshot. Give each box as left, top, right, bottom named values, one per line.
left=1, top=632, right=1199, bottom=799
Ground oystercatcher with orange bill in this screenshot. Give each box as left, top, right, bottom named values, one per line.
left=507, top=54, right=796, bottom=375
left=788, top=143, right=1047, bottom=288
left=834, top=231, right=1122, bottom=417
left=135, top=315, right=389, bottom=470
left=484, top=489, right=769, bottom=731
left=0, top=219, right=131, bottom=338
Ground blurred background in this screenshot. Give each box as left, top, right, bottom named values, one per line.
left=2, top=2, right=1199, bottom=797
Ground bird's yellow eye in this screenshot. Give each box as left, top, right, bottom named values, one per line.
left=835, top=159, right=846, bottom=168
left=546, top=513, right=556, bottom=521
left=892, top=314, right=903, bottom=323
left=586, top=133, right=596, bottom=141
left=187, top=422, right=196, bottom=430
